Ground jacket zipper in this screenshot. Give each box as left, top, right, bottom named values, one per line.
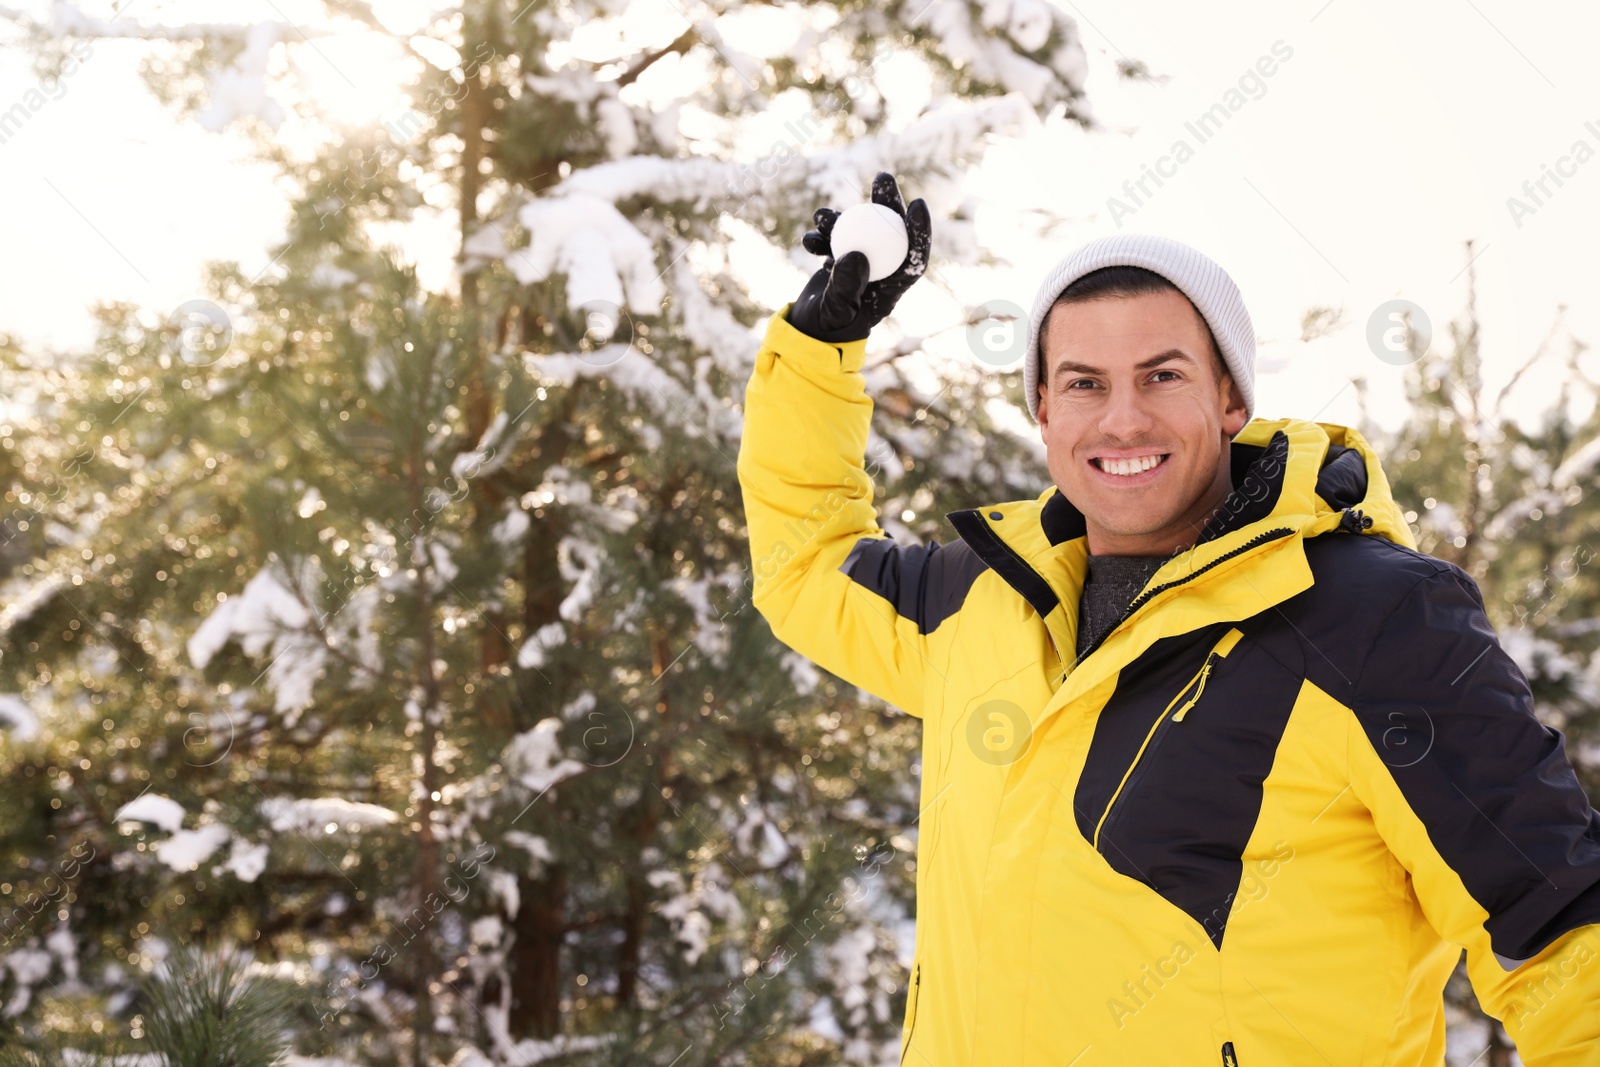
left=1173, top=627, right=1243, bottom=721
left=899, top=962, right=921, bottom=1067
left=1091, top=627, right=1245, bottom=850
left=1079, top=527, right=1293, bottom=663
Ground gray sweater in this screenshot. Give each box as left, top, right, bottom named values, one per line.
left=1075, top=554, right=1170, bottom=660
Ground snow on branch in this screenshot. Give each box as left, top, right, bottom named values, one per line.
left=112, top=794, right=268, bottom=879
left=450, top=409, right=517, bottom=482
left=512, top=193, right=667, bottom=317
left=115, top=793, right=187, bottom=834
left=0, top=693, right=39, bottom=740
left=39, top=3, right=339, bottom=131
left=653, top=861, right=744, bottom=965
left=188, top=560, right=383, bottom=719
left=1553, top=436, right=1600, bottom=491
left=901, top=0, right=1089, bottom=108
left=44, top=2, right=326, bottom=41
left=668, top=257, right=760, bottom=380
left=503, top=718, right=585, bottom=794
left=189, top=569, right=313, bottom=665
left=260, top=795, right=400, bottom=833
left=524, top=341, right=743, bottom=448
left=554, top=92, right=1038, bottom=210
left=1483, top=436, right=1600, bottom=541
left=490, top=94, right=1034, bottom=354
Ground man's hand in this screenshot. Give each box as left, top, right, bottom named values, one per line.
left=786, top=171, right=932, bottom=344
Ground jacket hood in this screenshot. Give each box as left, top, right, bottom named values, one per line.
left=944, top=419, right=1416, bottom=676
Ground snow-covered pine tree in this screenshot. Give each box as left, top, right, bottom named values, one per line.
left=0, top=0, right=1109, bottom=1061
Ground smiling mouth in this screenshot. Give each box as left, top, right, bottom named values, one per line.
left=1091, top=454, right=1169, bottom=476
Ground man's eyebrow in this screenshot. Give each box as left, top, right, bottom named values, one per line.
left=1050, top=348, right=1196, bottom=382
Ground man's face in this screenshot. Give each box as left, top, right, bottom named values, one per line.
left=1036, top=289, right=1248, bottom=556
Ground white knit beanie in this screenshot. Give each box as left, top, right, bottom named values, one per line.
left=1022, top=233, right=1256, bottom=426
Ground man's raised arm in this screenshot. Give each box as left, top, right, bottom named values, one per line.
left=735, top=172, right=961, bottom=718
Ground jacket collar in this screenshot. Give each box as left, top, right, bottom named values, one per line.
left=944, top=419, right=1415, bottom=688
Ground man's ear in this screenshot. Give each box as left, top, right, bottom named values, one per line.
left=1035, top=351, right=1055, bottom=433
left=1221, top=374, right=1248, bottom=437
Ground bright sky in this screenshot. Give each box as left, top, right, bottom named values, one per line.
left=2, top=0, right=1598, bottom=436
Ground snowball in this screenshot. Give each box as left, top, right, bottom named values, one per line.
left=829, top=203, right=909, bottom=282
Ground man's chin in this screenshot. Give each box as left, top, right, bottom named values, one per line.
left=1078, top=502, right=1197, bottom=551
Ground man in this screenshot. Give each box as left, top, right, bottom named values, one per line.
left=736, top=172, right=1600, bottom=1065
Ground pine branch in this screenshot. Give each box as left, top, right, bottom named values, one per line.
left=615, top=28, right=699, bottom=89
left=141, top=941, right=302, bottom=1067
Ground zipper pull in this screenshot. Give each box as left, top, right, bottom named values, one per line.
left=1338, top=507, right=1374, bottom=534
left=1172, top=656, right=1216, bottom=722
left=1221, top=1041, right=1239, bottom=1066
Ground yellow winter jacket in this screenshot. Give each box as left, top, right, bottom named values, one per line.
left=737, top=306, right=1600, bottom=1066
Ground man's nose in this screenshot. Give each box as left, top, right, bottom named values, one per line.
left=1096, top=383, right=1155, bottom=440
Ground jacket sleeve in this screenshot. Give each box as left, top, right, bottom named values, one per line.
left=736, top=306, right=969, bottom=719
left=1344, top=563, right=1600, bottom=1065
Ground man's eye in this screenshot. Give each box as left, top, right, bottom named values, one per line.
left=1149, top=370, right=1181, bottom=383
left=1066, top=378, right=1099, bottom=390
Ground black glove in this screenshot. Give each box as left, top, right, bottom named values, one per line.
left=786, top=171, right=932, bottom=344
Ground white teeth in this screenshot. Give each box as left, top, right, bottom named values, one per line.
left=1097, top=454, right=1164, bottom=476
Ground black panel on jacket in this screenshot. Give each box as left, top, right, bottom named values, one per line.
left=837, top=535, right=990, bottom=636
left=1346, top=558, right=1600, bottom=961
left=1073, top=618, right=1306, bottom=948
left=1288, top=533, right=1600, bottom=963
left=944, top=510, right=1060, bottom=621
left=1278, top=534, right=1442, bottom=694
left=1074, top=626, right=1234, bottom=842
left=1314, top=445, right=1368, bottom=511
left=1041, top=487, right=1087, bottom=546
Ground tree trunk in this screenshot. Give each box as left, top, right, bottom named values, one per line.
left=510, top=864, right=568, bottom=1038
left=1487, top=1018, right=1513, bottom=1067
left=456, top=52, right=516, bottom=743
left=500, top=396, right=580, bottom=1032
